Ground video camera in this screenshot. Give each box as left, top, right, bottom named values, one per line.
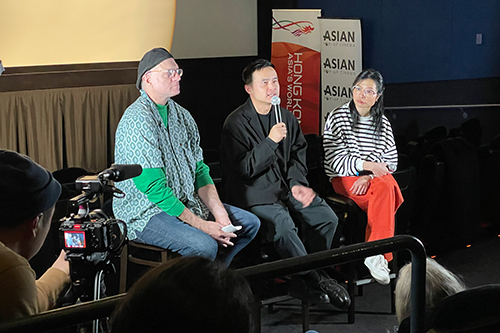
left=60, top=183, right=113, bottom=255
left=60, top=210, right=111, bottom=253
left=58, top=164, right=142, bottom=301
left=58, top=164, right=141, bottom=254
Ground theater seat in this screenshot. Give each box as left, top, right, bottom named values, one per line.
left=430, top=284, right=500, bottom=332
left=398, top=284, right=500, bottom=333
left=413, top=137, right=483, bottom=255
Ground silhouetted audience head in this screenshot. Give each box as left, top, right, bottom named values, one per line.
left=0, top=150, right=70, bottom=321
left=0, top=149, right=61, bottom=260
left=395, top=257, right=466, bottom=323
left=111, top=256, right=255, bottom=333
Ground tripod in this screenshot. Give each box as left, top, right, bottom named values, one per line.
left=66, top=251, right=115, bottom=333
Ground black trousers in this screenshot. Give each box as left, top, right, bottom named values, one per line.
left=249, top=194, right=338, bottom=260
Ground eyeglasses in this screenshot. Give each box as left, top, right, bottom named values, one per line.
left=147, top=68, right=183, bottom=78
left=352, top=85, right=378, bottom=97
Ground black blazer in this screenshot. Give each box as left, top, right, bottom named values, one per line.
left=221, top=98, right=309, bottom=208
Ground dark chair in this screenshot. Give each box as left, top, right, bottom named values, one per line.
left=405, top=126, right=447, bottom=170
left=430, top=284, right=500, bottom=332
left=52, top=167, right=97, bottom=219
left=392, top=154, right=417, bottom=237
left=233, top=225, right=313, bottom=333
left=409, top=154, right=445, bottom=254
left=304, top=134, right=416, bottom=323
left=422, top=137, right=482, bottom=253
left=119, top=240, right=178, bottom=293
left=254, top=284, right=311, bottom=333
left=398, top=284, right=500, bottom=333
left=327, top=164, right=415, bottom=324
left=204, top=148, right=223, bottom=191
left=478, top=136, right=500, bottom=230
left=52, top=167, right=93, bottom=185
left=460, top=117, right=482, bottom=148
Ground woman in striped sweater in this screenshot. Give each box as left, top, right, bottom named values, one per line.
left=323, top=69, right=404, bottom=285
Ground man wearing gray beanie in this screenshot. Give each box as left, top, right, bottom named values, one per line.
left=0, top=150, right=71, bottom=321
left=113, top=48, right=260, bottom=266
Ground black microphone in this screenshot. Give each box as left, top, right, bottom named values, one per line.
left=98, top=164, right=143, bottom=182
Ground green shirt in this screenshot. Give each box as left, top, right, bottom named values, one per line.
left=113, top=91, right=213, bottom=239
left=133, top=162, right=213, bottom=217
left=132, top=103, right=213, bottom=217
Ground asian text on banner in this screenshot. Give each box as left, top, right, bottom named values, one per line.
left=319, top=18, right=362, bottom=130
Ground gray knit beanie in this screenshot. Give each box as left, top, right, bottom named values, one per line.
left=136, top=47, right=174, bottom=90
left=0, top=150, right=61, bottom=228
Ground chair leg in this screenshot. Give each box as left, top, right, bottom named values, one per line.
left=254, top=298, right=262, bottom=333
left=119, top=245, right=128, bottom=293
left=347, top=262, right=356, bottom=324
left=390, top=276, right=396, bottom=314
left=390, top=251, right=398, bottom=314
left=301, top=301, right=310, bottom=333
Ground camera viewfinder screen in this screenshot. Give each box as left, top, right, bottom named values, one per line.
left=64, top=231, right=86, bottom=248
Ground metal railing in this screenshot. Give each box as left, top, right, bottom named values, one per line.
left=0, top=235, right=427, bottom=333
left=385, top=103, right=500, bottom=110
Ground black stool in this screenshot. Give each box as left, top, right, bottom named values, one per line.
left=119, top=240, right=176, bottom=293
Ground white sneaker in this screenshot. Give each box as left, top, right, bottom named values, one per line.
left=364, top=255, right=390, bottom=285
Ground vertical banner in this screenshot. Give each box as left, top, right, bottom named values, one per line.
left=319, top=19, right=362, bottom=130
left=272, top=9, right=321, bottom=134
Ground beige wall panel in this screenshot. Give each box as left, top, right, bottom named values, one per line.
left=0, top=0, right=176, bottom=66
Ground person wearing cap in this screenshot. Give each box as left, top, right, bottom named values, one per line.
left=220, top=59, right=351, bottom=310
left=113, top=48, right=259, bottom=267
left=0, top=150, right=71, bottom=321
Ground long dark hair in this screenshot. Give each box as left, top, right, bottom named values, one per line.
left=349, top=69, right=385, bottom=135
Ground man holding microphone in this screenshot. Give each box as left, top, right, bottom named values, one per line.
left=221, top=59, right=350, bottom=309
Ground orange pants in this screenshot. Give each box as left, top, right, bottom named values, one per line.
left=331, top=174, right=404, bottom=261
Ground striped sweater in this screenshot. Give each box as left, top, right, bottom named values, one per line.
left=323, top=102, right=398, bottom=178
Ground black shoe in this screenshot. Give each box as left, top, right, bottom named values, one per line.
left=288, top=277, right=330, bottom=305
left=317, top=278, right=351, bottom=310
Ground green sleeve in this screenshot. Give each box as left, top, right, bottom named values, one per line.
left=195, top=160, right=214, bottom=190
left=133, top=168, right=185, bottom=217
